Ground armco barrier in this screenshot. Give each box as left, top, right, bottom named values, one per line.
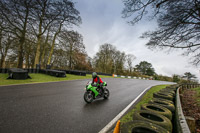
left=175, top=84, right=200, bottom=133
left=175, top=86, right=191, bottom=133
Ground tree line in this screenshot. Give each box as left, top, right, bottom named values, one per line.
left=0, top=1, right=138, bottom=75
left=0, top=0, right=198, bottom=83
left=0, top=0, right=85, bottom=69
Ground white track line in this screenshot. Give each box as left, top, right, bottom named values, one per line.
left=98, top=85, right=152, bottom=133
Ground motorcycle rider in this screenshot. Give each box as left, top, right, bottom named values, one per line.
left=92, top=72, right=104, bottom=93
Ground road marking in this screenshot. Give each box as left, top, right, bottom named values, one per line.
left=98, top=85, right=152, bottom=133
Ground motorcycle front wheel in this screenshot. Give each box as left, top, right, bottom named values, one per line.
left=104, top=89, right=110, bottom=99
left=84, top=91, right=94, bottom=103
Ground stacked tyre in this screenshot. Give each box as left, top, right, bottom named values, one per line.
left=121, top=85, right=177, bottom=133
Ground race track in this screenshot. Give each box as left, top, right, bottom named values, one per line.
left=0, top=78, right=174, bottom=133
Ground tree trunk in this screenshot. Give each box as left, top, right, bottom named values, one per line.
left=41, top=29, right=50, bottom=69
left=40, top=45, right=46, bottom=69
left=0, top=29, right=2, bottom=68
left=1, top=55, right=6, bottom=68
left=34, top=17, right=43, bottom=68
left=17, top=37, right=25, bottom=68
left=69, top=55, right=72, bottom=70
left=47, top=23, right=62, bottom=65
left=47, top=33, right=57, bottom=65
left=25, top=46, right=30, bottom=69
left=34, top=35, right=42, bottom=68
left=33, top=1, right=46, bottom=69
left=69, top=44, right=73, bottom=70
left=17, top=5, right=29, bottom=68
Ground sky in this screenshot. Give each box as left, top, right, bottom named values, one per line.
left=73, top=0, right=200, bottom=80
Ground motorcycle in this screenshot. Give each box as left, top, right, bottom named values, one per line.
left=84, top=81, right=110, bottom=103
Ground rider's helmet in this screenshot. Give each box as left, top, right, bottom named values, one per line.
left=92, top=72, right=97, bottom=78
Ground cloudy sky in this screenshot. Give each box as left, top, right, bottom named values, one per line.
left=74, top=0, right=200, bottom=80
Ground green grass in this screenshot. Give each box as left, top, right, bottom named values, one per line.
left=0, top=73, right=112, bottom=86
left=192, top=87, right=200, bottom=106
left=120, top=84, right=170, bottom=124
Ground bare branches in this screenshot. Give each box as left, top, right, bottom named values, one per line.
left=123, top=0, right=200, bottom=65
left=0, top=0, right=82, bottom=68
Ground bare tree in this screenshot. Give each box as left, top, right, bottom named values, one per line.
left=122, top=0, right=200, bottom=65
left=94, top=44, right=116, bottom=73
left=59, top=30, right=85, bottom=70
left=0, top=34, right=15, bottom=68
left=32, top=0, right=60, bottom=68
left=40, top=27, right=51, bottom=68
left=0, top=0, right=33, bottom=68
left=126, top=54, right=136, bottom=73
left=93, top=44, right=128, bottom=74
left=47, top=0, right=81, bottom=65
left=31, top=0, right=81, bottom=68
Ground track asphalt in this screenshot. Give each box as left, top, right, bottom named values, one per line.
left=0, top=78, right=174, bottom=133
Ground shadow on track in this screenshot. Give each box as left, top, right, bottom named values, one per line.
left=83, top=98, right=110, bottom=109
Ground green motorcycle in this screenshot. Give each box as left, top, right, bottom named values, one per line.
left=84, top=81, right=110, bottom=103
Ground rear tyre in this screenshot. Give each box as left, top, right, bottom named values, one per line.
left=84, top=91, right=94, bottom=103
left=104, top=89, right=110, bottom=99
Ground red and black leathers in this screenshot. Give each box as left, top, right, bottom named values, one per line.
left=92, top=76, right=103, bottom=84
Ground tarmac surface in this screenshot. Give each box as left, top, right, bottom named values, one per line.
left=0, top=78, right=174, bottom=133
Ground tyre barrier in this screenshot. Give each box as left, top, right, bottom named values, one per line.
left=45, top=69, right=66, bottom=77
left=141, top=103, right=172, bottom=120
left=7, top=68, right=31, bottom=79
left=64, top=70, right=86, bottom=76
left=157, top=91, right=174, bottom=97
left=159, top=89, right=175, bottom=96
left=149, top=98, right=175, bottom=113
left=153, top=92, right=174, bottom=101
left=121, top=120, right=169, bottom=133
left=132, top=110, right=172, bottom=132
left=120, top=85, right=178, bottom=133
left=0, top=68, right=86, bottom=76
left=152, top=98, right=174, bottom=105
left=1, top=68, right=8, bottom=73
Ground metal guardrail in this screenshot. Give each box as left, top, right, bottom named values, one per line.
left=176, top=86, right=191, bottom=133
left=176, top=84, right=200, bottom=133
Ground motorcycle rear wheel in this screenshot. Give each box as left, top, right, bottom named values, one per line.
left=84, top=91, right=94, bottom=103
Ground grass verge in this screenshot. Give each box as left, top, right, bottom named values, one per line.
left=192, top=87, right=200, bottom=106
left=0, top=73, right=112, bottom=86
left=120, top=84, right=170, bottom=124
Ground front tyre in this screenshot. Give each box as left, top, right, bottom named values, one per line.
left=84, top=91, right=94, bottom=103
left=104, top=89, right=110, bottom=99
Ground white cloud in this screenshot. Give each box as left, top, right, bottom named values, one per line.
left=74, top=0, right=200, bottom=81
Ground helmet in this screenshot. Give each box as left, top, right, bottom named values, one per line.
left=92, top=72, right=97, bottom=78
